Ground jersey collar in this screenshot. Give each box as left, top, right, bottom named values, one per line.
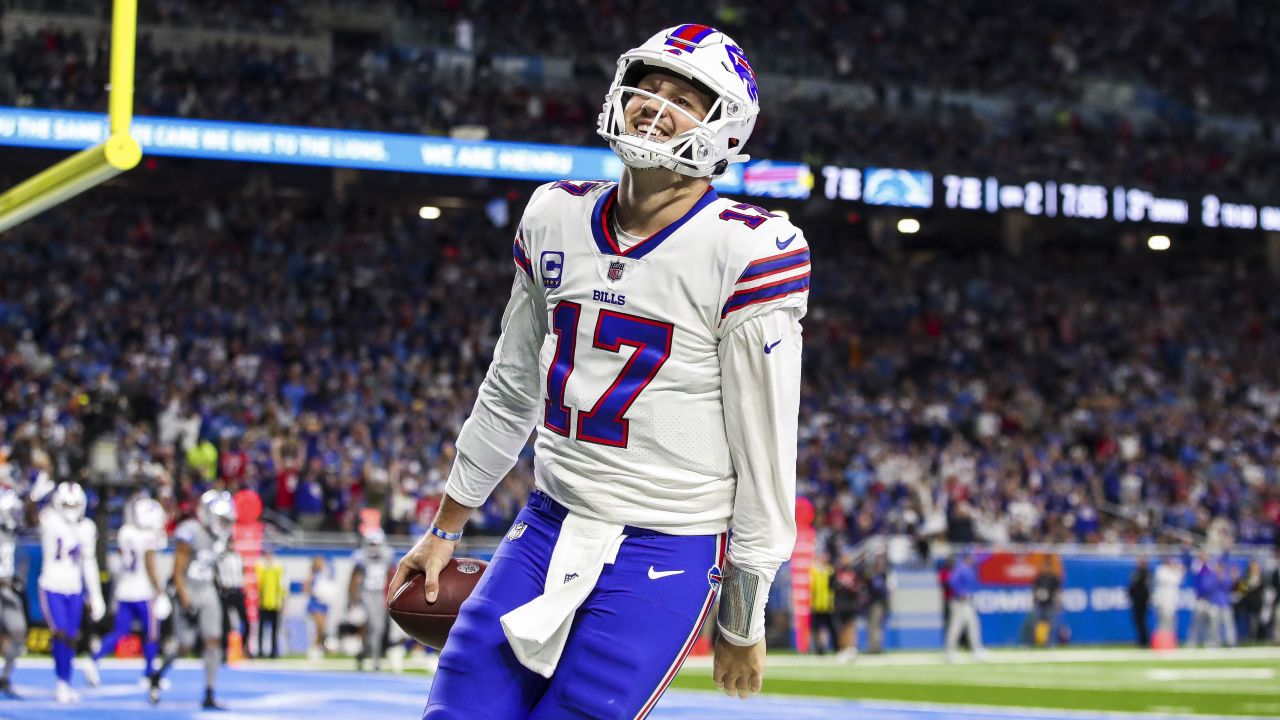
left=590, top=184, right=719, bottom=260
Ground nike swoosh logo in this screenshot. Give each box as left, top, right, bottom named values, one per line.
left=764, top=339, right=782, bottom=354
left=647, top=567, right=685, bottom=580
left=776, top=233, right=796, bottom=250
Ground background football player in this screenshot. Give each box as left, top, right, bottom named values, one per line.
left=349, top=526, right=394, bottom=672
left=0, top=488, right=27, bottom=698
left=88, top=496, right=170, bottom=687
left=149, top=489, right=234, bottom=708
left=30, top=480, right=105, bottom=704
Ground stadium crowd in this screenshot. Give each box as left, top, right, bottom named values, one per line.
left=13, top=0, right=1276, bottom=120
left=4, top=2, right=1280, bottom=198
left=1, top=192, right=1278, bottom=559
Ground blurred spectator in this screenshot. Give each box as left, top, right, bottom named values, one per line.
left=863, top=555, right=890, bottom=654
left=256, top=547, right=286, bottom=659
left=1268, top=552, right=1280, bottom=643
left=808, top=550, right=837, bottom=655
left=1128, top=557, right=1151, bottom=647
left=1024, top=556, right=1063, bottom=647
left=832, top=552, right=861, bottom=662
left=1235, top=559, right=1265, bottom=643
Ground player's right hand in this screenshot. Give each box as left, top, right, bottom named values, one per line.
left=713, top=636, right=766, bottom=700
left=390, top=531, right=457, bottom=605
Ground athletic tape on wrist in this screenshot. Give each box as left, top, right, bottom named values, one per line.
left=717, top=563, right=769, bottom=645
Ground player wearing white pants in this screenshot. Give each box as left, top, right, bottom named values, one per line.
left=150, top=490, right=235, bottom=709
left=945, top=554, right=987, bottom=661
left=1152, top=556, right=1185, bottom=639
left=0, top=489, right=27, bottom=697
left=349, top=527, right=393, bottom=672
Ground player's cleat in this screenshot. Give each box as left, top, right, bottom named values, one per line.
left=0, top=676, right=19, bottom=698
left=55, top=680, right=80, bottom=704
left=147, top=672, right=162, bottom=704
left=202, top=688, right=226, bottom=710
left=140, top=675, right=173, bottom=690
left=81, top=657, right=101, bottom=688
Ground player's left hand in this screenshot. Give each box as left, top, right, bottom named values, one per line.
left=89, top=596, right=106, bottom=622
left=712, top=636, right=765, bottom=699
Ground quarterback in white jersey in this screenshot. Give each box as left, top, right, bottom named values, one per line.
left=396, top=25, right=804, bottom=717
left=32, top=482, right=105, bottom=704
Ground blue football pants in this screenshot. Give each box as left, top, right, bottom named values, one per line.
left=423, top=490, right=725, bottom=720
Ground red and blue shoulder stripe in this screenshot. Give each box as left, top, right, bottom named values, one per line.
left=513, top=230, right=533, bottom=278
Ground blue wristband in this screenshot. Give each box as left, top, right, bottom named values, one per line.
left=429, top=525, right=463, bottom=542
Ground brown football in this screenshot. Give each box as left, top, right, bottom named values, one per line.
left=388, top=558, right=488, bottom=650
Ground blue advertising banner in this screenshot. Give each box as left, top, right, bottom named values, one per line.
left=965, top=552, right=1246, bottom=647
left=882, top=552, right=1253, bottom=651
left=0, top=107, right=813, bottom=199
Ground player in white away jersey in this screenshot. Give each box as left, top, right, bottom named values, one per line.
left=88, top=497, right=170, bottom=686
left=395, top=24, right=807, bottom=718
left=30, top=481, right=105, bottom=704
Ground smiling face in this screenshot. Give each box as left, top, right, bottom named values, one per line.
left=624, top=72, right=713, bottom=144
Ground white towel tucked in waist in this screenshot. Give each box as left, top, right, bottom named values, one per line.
left=499, top=512, right=625, bottom=677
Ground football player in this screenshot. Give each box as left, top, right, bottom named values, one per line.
left=393, top=24, right=806, bottom=718
left=30, top=481, right=105, bottom=704
left=87, top=497, right=171, bottom=687
left=349, top=526, right=394, bottom=672
left=148, top=489, right=233, bottom=708
left=0, top=488, right=27, bottom=698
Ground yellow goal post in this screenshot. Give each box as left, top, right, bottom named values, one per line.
left=0, top=0, right=143, bottom=233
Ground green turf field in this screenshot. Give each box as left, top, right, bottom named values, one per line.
left=674, top=647, right=1280, bottom=717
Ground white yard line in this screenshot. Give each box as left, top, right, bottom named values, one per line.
left=683, top=646, right=1280, bottom=669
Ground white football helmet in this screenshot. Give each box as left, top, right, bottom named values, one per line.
left=197, top=489, right=236, bottom=538
left=0, top=488, right=22, bottom=532
left=50, top=482, right=87, bottom=523
left=132, top=497, right=167, bottom=532
left=598, top=24, right=760, bottom=178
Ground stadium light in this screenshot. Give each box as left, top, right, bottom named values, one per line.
left=418, top=206, right=442, bottom=220
left=897, top=218, right=921, bottom=234
left=1147, top=234, right=1171, bottom=251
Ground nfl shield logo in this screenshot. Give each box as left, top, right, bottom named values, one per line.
left=607, top=260, right=625, bottom=281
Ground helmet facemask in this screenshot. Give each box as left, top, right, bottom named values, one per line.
left=598, top=27, right=759, bottom=179
left=600, top=79, right=730, bottom=177
left=52, top=482, right=87, bottom=524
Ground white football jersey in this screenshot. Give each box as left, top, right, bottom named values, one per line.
left=447, top=180, right=807, bottom=577
left=38, top=508, right=97, bottom=594
left=114, top=523, right=166, bottom=602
